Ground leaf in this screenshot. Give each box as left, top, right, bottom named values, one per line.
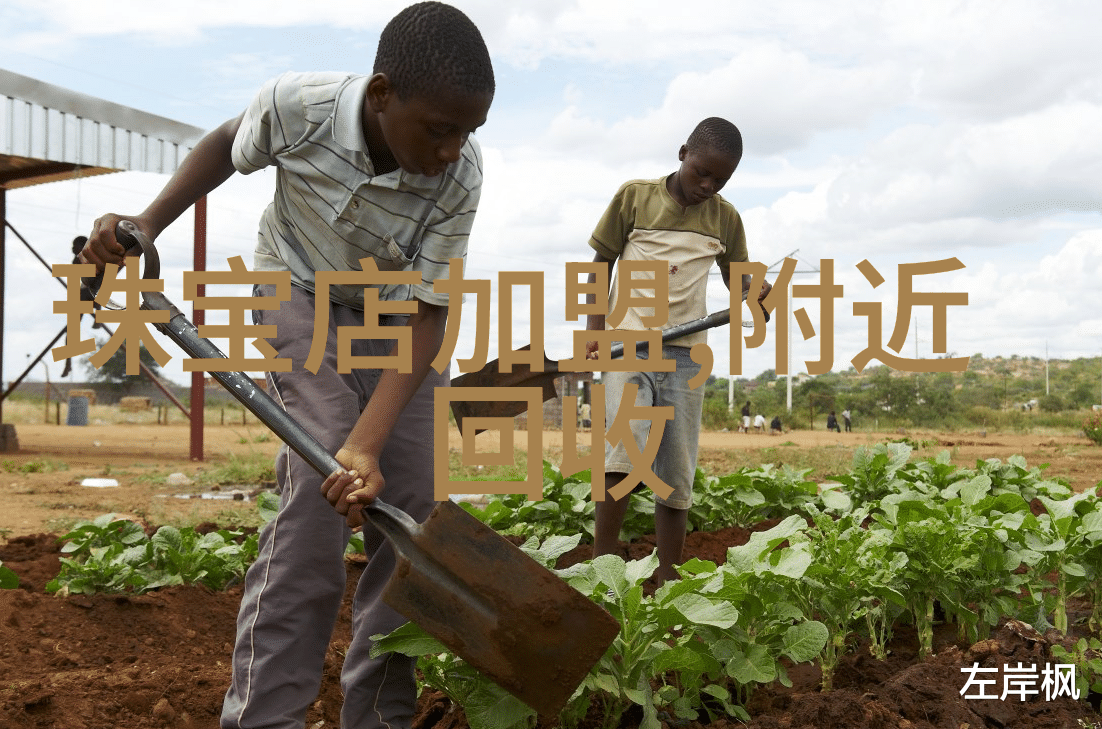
left=650, top=644, right=707, bottom=675
left=255, top=490, right=281, bottom=523
left=819, top=487, right=852, bottom=512
left=518, top=534, right=581, bottom=568
left=624, top=551, right=659, bottom=586
left=782, top=621, right=829, bottom=663
left=369, top=622, right=447, bottom=659
left=0, top=563, right=19, bottom=589
left=959, top=475, right=991, bottom=507
left=152, top=525, right=183, bottom=554
left=726, top=643, right=776, bottom=685
left=592, top=553, right=629, bottom=595
left=672, top=592, right=739, bottom=628
left=463, top=681, right=537, bottom=729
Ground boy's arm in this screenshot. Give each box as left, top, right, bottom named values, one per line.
left=80, top=113, right=245, bottom=269
left=321, top=297, right=448, bottom=527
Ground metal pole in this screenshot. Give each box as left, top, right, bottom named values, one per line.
left=786, top=287, right=793, bottom=412
left=1, top=328, right=67, bottom=403
left=1, top=188, right=6, bottom=425
left=190, top=197, right=207, bottom=461
left=39, top=357, right=50, bottom=424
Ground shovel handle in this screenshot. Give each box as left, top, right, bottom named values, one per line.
left=88, top=223, right=410, bottom=523
left=605, top=307, right=733, bottom=358
left=80, top=221, right=161, bottom=302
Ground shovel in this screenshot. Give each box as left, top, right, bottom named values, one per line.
left=80, top=222, right=620, bottom=717
left=450, top=307, right=752, bottom=435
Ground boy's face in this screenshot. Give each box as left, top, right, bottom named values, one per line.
left=368, top=75, right=492, bottom=177
left=670, top=144, right=740, bottom=207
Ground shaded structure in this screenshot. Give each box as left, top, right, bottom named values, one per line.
left=0, top=68, right=206, bottom=453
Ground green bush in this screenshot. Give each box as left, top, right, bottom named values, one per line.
left=1084, top=410, right=1102, bottom=445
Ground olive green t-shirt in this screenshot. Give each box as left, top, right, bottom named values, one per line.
left=588, top=175, right=748, bottom=347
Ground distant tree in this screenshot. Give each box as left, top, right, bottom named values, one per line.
left=82, top=335, right=164, bottom=390
left=1038, top=393, right=1066, bottom=412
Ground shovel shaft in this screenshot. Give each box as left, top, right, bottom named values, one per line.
left=97, top=224, right=403, bottom=524
left=606, top=306, right=733, bottom=357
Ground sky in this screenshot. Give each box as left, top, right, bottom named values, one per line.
left=3, top=0, right=1101, bottom=400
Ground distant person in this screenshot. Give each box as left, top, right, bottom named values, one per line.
left=63, top=235, right=93, bottom=378
left=826, top=410, right=841, bottom=432
left=842, top=407, right=852, bottom=432
left=740, top=400, right=751, bottom=433
left=770, top=415, right=783, bottom=434
left=753, top=413, right=766, bottom=433
left=580, top=401, right=592, bottom=430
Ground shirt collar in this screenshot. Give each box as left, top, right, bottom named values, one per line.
left=331, top=75, right=445, bottom=191
left=332, top=75, right=370, bottom=153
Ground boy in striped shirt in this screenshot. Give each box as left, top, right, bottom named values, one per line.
left=81, top=3, right=494, bottom=727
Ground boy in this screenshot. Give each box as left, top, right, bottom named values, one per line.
left=585, top=117, right=770, bottom=587
left=80, top=4, right=494, bottom=728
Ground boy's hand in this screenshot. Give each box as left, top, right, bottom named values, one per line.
left=81, top=214, right=150, bottom=270
left=321, top=448, right=385, bottom=528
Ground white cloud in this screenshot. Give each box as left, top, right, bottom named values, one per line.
left=5, top=0, right=1102, bottom=393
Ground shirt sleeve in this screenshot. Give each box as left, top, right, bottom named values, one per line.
left=588, top=181, right=636, bottom=260
left=231, top=72, right=311, bottom=175
left=716, top=204, right=749, bottom=268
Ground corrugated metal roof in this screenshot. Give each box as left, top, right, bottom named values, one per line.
left=0, top=68, right=207, bottom=189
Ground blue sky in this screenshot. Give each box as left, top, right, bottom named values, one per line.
left=3, top=0, right=1102, bottom=397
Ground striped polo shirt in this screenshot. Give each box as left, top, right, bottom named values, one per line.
left=589, top=175, right=748, bottom=347
left=231, top=71, right=484, bottom=309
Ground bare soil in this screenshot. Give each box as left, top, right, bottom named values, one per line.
left=1, top=422, right=1101, bottom=728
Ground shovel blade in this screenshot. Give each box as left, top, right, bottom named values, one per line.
left=380, top=500, right=619, bottom=716
left=449, top=352, right=561, bottom=435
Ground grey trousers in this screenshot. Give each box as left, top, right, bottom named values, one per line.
left=221, top=284, right=444, bottom=729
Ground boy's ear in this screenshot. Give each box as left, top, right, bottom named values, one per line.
left=677, top=144, right=689, bottom=162
left=366, top=73, right=393, bottom=113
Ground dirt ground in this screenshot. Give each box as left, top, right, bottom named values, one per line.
left=1, top=422, right=1101, bottom=728
left=2, top=422, right=1100, bottom=537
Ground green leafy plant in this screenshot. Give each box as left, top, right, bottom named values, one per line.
left=795, top=509, right=905, bottom=687
left=46, top=514, right=256, bottom=595
left=559, top=551, right=747, bottom=729
left=832, top=442, right=913, bottom=503
left=691, top=465, right=818, bottom=530
left=0, top=562, right=19, bottom=589
left=1020, top=491, right=1102, bottom=634
left=370, top=537, right=594, bottom=729
left=871, top=495, right=973, bottom=660
left=1051, top=637, right=1102, bottom=701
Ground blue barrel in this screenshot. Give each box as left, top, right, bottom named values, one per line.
left=66, top=396, right=89, bottom=426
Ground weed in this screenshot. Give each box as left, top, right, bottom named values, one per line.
left=194, top=452, right=275, bottom=487
left=2, top=458, right=69, bottom=474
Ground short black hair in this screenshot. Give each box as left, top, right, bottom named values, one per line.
left=374, top=2, right=495, bottom=100
left=686, top=117, right=743, bottom=162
